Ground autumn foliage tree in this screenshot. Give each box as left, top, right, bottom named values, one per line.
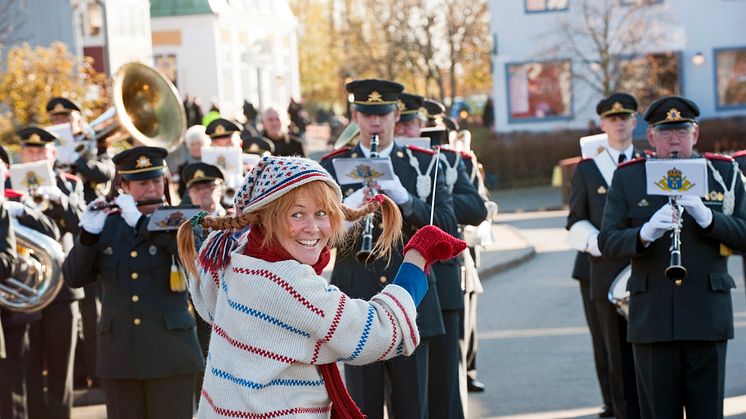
left=0, top=42, right=110, bottom=144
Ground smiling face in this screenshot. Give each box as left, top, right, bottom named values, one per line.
left=275, top=186, right=334, bottom=265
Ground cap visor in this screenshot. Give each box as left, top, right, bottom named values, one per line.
left=354, top=103, right=397, bottom=115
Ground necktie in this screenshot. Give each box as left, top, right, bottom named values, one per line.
left=618, top=154, right=627, bottom=164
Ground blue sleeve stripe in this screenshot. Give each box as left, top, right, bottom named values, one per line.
left=339, top=305, right=374, bottom=362
left=211, top=366, right=324, bottom=389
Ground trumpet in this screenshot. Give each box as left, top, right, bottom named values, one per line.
left=356, top=134, right=379, bottom=262
left=87, top=198, right=165, bottom=212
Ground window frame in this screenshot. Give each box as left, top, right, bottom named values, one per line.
left=504, top=59, right=574, bottom=123
left=524, top=0, right=569, bottom=14
left=713, top=46, right=746, bottom=111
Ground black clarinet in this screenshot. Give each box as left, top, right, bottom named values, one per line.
left=665, top=152, right=687, bottom=285
left=356, top=134, right=379, bottom=262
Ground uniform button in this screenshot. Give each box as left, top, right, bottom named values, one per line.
left=675, top=279, right=683, bottom=286
left=131, top=295, right=139, bottom=303
left=133, top=318, right=141, bottom=326
left=131, top=272, right=139, bottom=280
left=379, top=275, right=387, bottom=284
left=130, top=251, right=138, bottom=258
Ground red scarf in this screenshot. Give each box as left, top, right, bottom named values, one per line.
left=242, top=228, right=365, bottom=419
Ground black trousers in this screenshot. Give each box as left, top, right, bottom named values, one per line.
left=27, top=301, right=78, bottom=419
left=633, top=340, right=727, bottom=419
left=464, top=292, right=479, bottom=381
left=102, top=375, right=195, bottom=419
left=76, top=282, right=100, bottom=385
left=428, top=309, right=465, bottom=419
left=345, top=340, right=429, bottom=419
left=579, top=280, right=612, bottom=408
left=0, top=323, right=30, bottom=419
left=594, top=300, right=640, bottom=419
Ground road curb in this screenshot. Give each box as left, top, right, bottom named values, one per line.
left=476, top=223, right=536, bottom=279
left=478, top=246, right=536, bottom=279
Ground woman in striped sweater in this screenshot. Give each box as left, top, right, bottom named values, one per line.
left=177, top=156, right=465, bottom=418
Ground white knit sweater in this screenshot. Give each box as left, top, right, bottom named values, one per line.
left=190, top=239, right=420, bottom=418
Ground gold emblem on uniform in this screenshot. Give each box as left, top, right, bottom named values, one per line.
left=28, top=133, right=41, bottom=143
left=597, top=185, right=607, bottom=194
left=215, top=125, right=226, bottom=135
left=103, top=247, right=113, bottom=255
left=638, top=198, right=650, bottom=207
left=368, top=91, right=383, bottom=102
left=53, top=103, right=65, bottom=113
left=397, top=100, right=406, bottom=111
left=396, top=151, right=405, bottom=158
left=135, top=155, right=152, bottom=168
left=611, top=102, right=624, bottom=112
left=666, top=108, right=682, bottom=121
left=350, top=152, right=358, bottom=158
left=249, top=144, right=259, bottom=152
left=193, top=169, right=205, bottom=180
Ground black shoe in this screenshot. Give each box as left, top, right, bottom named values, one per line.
left=598, top=405, right=614, bottom=418
left=467, top=378, right=486, bottom=393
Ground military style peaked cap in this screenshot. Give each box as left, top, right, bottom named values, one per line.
left=596, top=92, right=638, bottom=117
left=205, top=118, right=242, bottom=139
left=113, top=146, right=168, bottom=180
left=183, top=162, right=224, bottom=188
left=644, top=96, right=700, bottom=128
left=442, top=116, right=460, bottom=132
left=46, top=97, right=81, bottom=115
left=423, top=99, right=446, bottom=120
left=346, top=79, right=404, bottom=115
left=17, top=126, right=58, bottom=147
left=398, top=92, right=425, bottom=122
left=245, top=136, right=275, bottom=154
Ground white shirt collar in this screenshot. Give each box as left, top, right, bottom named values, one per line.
left=359, top=141, right=394, bottom=158
left=607, top=144, right=634, bottom=163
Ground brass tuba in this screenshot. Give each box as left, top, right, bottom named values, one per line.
left=87, top=62, right=186, bottom=152
left=0, top=219, right=65, bottom=313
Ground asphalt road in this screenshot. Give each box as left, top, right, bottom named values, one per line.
left=467, top=210, right=746, bottom=419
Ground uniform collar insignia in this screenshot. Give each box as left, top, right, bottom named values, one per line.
left=597, top=185, right=607, bottom=194
left=135, top=155, right=152, bottom=168
left=666, top=108, right=682, bottom=121
left=638, top=198, right=650, bottom=207
left=368, top=91, right=383, bottom=102
left=396, top=150, right=405, bottom=158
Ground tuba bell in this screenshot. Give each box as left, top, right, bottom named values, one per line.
left=87, top=62, right=187, bottom=152
left=0, top=219, right=65, bottom=313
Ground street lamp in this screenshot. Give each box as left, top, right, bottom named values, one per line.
left=692, top=52, right=705, bottom=66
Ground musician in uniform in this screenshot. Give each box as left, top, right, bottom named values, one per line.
left=63, top=146, right=204, bottom=419
left=15, top=126, right=85, bottom=419
left=599, top=96, right=746, bottom=418
left=568, top=93, right=642, bottom=419
left=242, top=135, right=275, bottom=156
left=733, top=149, right=746, bottom=300
left=320, top=79, right=458, bottom=419
left=1, top=147, right=60, bottom=419
left=205, top=118, right=243, bottom=148
left=422, top=99, right=446, bottom=128
left=396, top=92, right=487, bottom=417
left=260, top=107, right=305, bottom=157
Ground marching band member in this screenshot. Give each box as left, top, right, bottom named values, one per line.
left=320, top=79, right=459, bottom=419
left=567, top=93, right=643, bottom=419
left=205, top=118, right=242, bottom=148
left=599, top=96, right=746, bottom=418
left=63, top=146, right=204, bottom=419
left=733, top=149, right=746, bottom=300
left=183, top=162, right=226, bottom=217
left=177, top=155, right=465, bottom=418
left=15, top=126, right=84, bottom=419
left=396, top=92, right=487, bottom=418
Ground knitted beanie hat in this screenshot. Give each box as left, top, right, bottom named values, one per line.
left=234, top=156, right=342, bottom=214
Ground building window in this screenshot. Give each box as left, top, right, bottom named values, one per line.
left=154, top=54, right=177, bottom=88
left=617, top=52, right=680, bottom=110
left=506, top=60, right=573, bottom=122
left=525, top=0, right=568, bottom=13
left=715, top=47, right=746, bottom=109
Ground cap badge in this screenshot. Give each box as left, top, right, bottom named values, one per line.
left=368, top=91, right=383, bottom=102
left=135, top=155, right=152, bottom=168
left=53, top=103, right=65, bottom=112
left=29, top=133, right=41, bottom=143
left=397, top=100, right=406, bottom=111
left=193, top=169, right=205, bottom=180
left=215, top=125, right=226, bottom=135
left=611, top=102, right=624, bottom=112
left=249, top=144, right=260, bottom=152
left=666, top=108, right=682, bottom=121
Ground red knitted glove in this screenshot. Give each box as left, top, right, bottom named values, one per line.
left=403, top=225, right=467, bottom=274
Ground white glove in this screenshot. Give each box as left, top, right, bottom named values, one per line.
left=586, top=231, right=602, bottom=257
left=115, top=194, right=142, bottom=228
left=678, top=195, right=713, bottom=228
left=639, top=203, right=679, bottom=244
left=80, top=200, right=108, bottom=234
left=343, top=187, right=365, bottom=209
left=378, top=175, right=410, bottom=205
left=4, top=201, right=26, bottom=218
left=37, top=185, right=64, bottom=204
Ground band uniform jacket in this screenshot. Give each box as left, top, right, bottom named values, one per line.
left=567, top=153, right=641, bottom=301
left=431, top=149, right=487, bottom=310
left=63, top=213, right=204, bottom=379
left=47, top=173, right=86, bottom=302
left=598, top=155, right=746, bottom=343
left=262, top=131, right=305, bottom=157
left=321, top=143, right=459, bottom=338
left=71, top=149, right=116, bottom=203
